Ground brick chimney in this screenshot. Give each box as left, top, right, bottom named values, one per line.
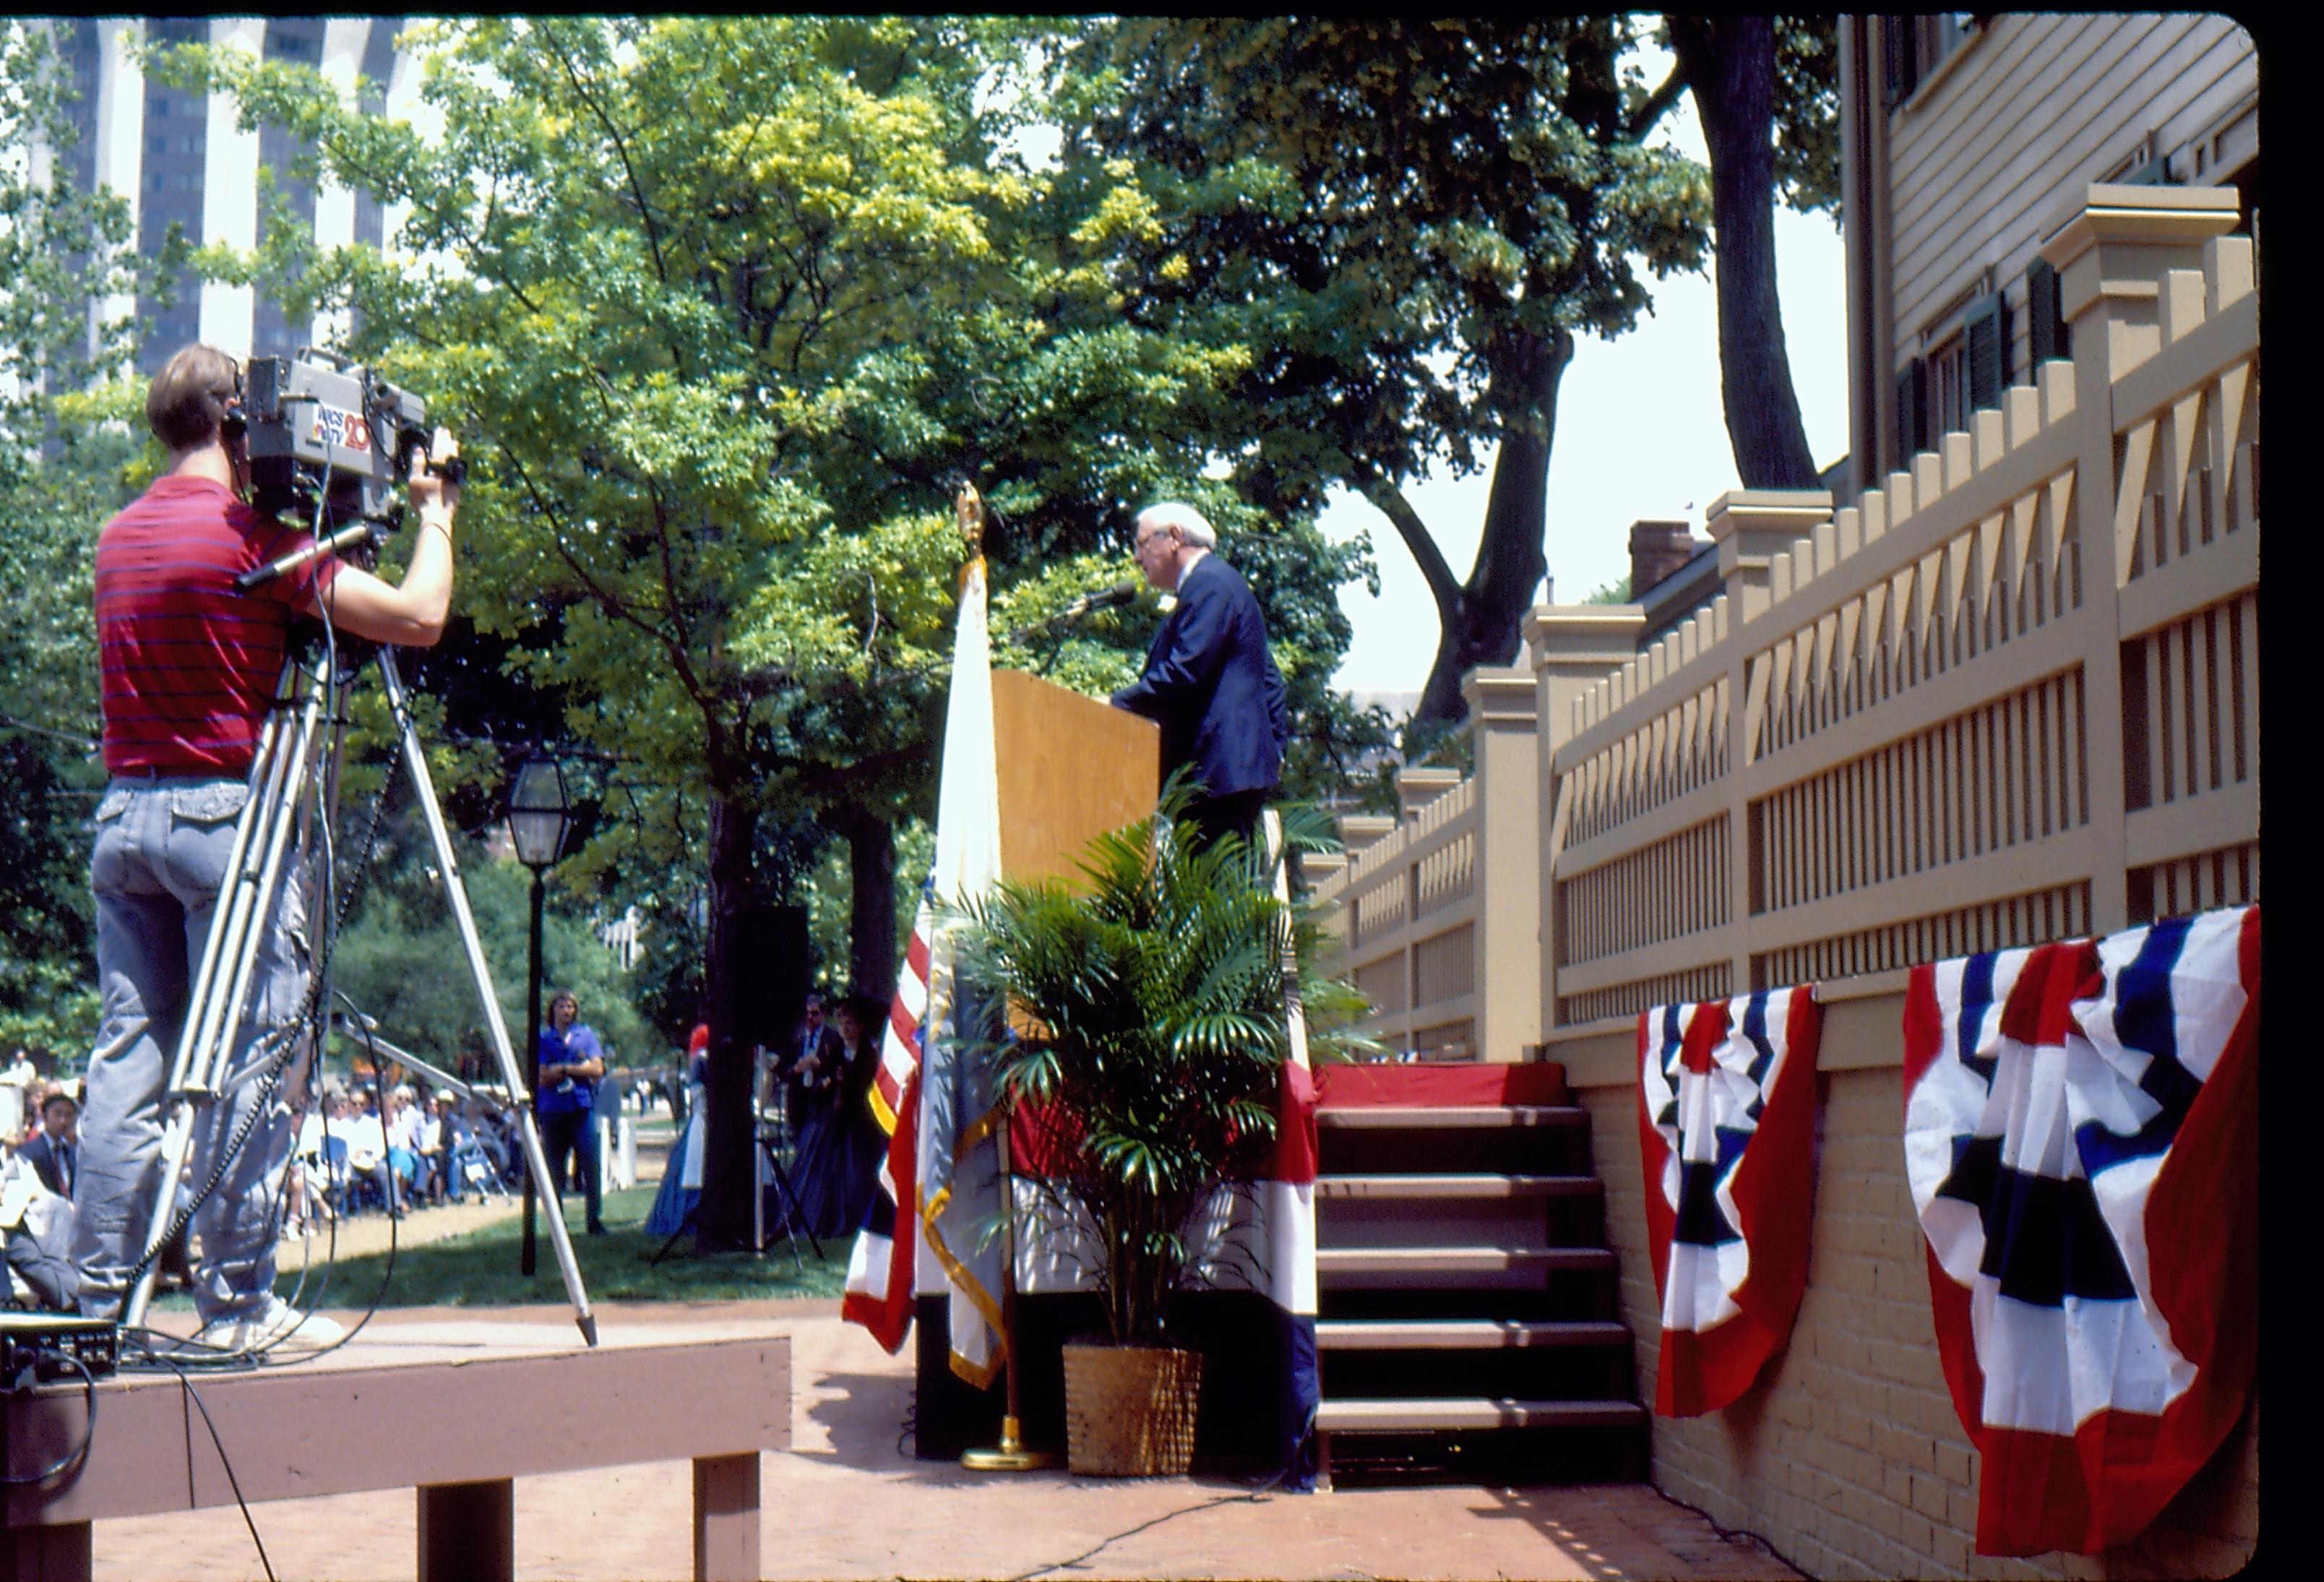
left=1627, top=519, right=1697, bottom=599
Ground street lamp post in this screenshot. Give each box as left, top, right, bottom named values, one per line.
left=508, top=755, right=574, bottom=1277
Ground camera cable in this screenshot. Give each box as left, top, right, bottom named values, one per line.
left=0, top=1351, right=98, bottom=1487
left=147, top=1349, right=279, bottom=1582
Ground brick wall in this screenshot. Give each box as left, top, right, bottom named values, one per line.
left=1562, top=994, right=2258, bottom=1581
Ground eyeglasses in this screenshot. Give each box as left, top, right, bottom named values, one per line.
left=1134, top=529, right=1173, bottom=552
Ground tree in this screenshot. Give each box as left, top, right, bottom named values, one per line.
left=0, top=22, right=185, bottom=1059
left=328, top=817, right=653, bottom=1081
left=172, top=16, right=1374, bottom=1248
left=1642, top=17, right=1840, bottom=489
left=1070, top=18, right=1713, bottom=733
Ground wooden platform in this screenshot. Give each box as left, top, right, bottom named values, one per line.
left=2, top=1314, right=789, bottom=1582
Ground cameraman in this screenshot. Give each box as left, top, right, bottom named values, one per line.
left=71, top=343, right=460, bottom=1352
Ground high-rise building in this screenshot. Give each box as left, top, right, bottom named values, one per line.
left=48, top=16, right=413, bottom=374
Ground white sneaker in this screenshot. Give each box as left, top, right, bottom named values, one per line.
left=194, top=1297, right=346, bottom=1354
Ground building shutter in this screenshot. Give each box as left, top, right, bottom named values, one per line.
left=2026, top=259, right=2068, bottom=366
left=1964, top=293, right=2007, bottom=412
left=1883, top=17, right=1918, bottom=108
left=1894, top=358, right=1927, bottom=466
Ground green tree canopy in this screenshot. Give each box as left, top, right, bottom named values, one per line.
left=169, top=15, right=1376, bottom=1245
left=1062, top=17, right=1712, bottom=732
left=0, top=22, right=186, bottom=1059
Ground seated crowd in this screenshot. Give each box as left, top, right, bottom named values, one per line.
left=0, top=1045, right=578, bottom=1311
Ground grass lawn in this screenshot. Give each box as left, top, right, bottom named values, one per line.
left=254, top=1185, right=851, bottom=1310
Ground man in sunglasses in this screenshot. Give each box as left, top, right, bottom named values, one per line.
left=71, top=343, right=461, bottom=1353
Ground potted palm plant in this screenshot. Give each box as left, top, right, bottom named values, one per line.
left=955, top=783, right=1372, bottom=1476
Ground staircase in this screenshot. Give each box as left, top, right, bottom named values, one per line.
left=1312, top=1062, right=1648, bottom=1487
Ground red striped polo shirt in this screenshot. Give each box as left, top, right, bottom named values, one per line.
left=94, top=476, right=340, bottom=776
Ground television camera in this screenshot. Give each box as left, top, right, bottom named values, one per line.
left=231, top=348, right=465, bottom=590
left=238, top=348, right=462, bottom=529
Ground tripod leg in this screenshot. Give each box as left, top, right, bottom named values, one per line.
left=378, top=651, right=598, bottom=1346
left=650, top=1204, right=702, bottom=1268
left=761, top=1143, right=823, bottom=1262
left=124, top=666, right=327, bottom=1334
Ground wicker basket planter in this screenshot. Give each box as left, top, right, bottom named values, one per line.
left=1060, top=1343, right=1205, bottom=1476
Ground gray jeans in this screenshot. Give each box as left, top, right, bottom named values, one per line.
left=72, top=776, right=310, bottom=1325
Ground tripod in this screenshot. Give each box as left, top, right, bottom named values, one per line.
left=649, top=1046, right=819, bottom=1271
left=120, top=642, right=600, bottom=1346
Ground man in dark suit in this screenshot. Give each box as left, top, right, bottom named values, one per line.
left=1111, top=502, right=1289, bottom=848
left=775, top=992, right=846, bottom=1133
left=17, top=1089, right=79, bottom=1200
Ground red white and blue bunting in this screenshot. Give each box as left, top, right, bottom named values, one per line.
left=1637, top=988, right=1822, bottom=1417
left=1902, top=906, right=2260, bottom=1556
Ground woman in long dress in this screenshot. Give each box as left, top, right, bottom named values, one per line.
left=826, top=997, right=887, bottom=1237
left=646, top=1023, right=709, bottom=1237
left=783, top=994, right=887, bottom=1240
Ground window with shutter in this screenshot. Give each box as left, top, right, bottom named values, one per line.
left=2026, top=259, right=2068, bottom=366
left=1894, top=358, right=1928, bottom=467
left=1883, top=18, right=1918, bottom=108
left=1963, top=292, right=2007, bottom=411
left=1886, top=14, right=1981, bottom=111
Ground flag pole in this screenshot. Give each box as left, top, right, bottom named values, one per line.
left=954, top=476, right=1058, bottom=1473
left=961, top=1101, right=1056, bottom=1471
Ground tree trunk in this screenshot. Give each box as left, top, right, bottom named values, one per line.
left=1413, top=326, right=1574, bottom=730
left=1669, top=16, right=1822, bottom=490
left=843, top=812, right=898, bottom=1005
left=694, top=785, right=759, bottom=1252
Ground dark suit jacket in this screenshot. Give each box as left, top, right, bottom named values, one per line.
left=778, top=1024, right=847, bottom=1126
left=16, top=1132, right=74, bottom=1199
left=1111, top=553, right=1288, bottom=799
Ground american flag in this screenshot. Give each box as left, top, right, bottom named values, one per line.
left=1902, top=905, right=2259, bottom=1556
left=843, top=551, right=1007, bottom=1383
left=841, top=895, right=931, bottom=1352
left=1637, top=987, right=1822, bottom=1417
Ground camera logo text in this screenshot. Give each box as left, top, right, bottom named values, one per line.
left=309, top=404, right=374, bottom=453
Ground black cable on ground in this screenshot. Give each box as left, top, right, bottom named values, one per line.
left=1008, top=1488, right=1270, bottom=1582
left=1647, top=1482, right=1809, bottom=1575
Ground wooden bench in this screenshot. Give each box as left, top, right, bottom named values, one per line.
left=2, top=1320, right=788, bottom=1582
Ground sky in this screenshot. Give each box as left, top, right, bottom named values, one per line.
left=1323, top=72, right=1851, bottom=697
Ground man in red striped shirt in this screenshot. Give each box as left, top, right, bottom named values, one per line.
left=72, top=345, right=460, bottom=1351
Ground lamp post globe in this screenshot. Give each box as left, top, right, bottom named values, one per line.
left=509, top=757, right=574, bottom=872
left=507, top=755, right=572, bottom=1276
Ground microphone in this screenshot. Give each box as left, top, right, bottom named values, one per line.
left=1059, top=580, right=1140, bottom=620
left=235, top=519, right=385, bottom=590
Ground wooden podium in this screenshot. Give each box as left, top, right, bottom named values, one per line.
left=913, top=671, right=1156, bottom=1461
left=990, top=669, right=1159, bottom=886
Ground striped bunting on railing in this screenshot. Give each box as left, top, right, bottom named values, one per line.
left=1902, top=906, right=2260, bottom=1556
left=1637, top=987, right=1822, bottom=1417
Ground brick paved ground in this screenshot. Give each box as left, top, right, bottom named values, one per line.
left=87, top=1300, right=1804, bottom=1582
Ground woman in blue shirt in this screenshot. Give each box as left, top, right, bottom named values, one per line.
left=535, top=990, right=609, bottom=1235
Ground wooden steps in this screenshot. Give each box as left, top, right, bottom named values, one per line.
left=1317, top=1104, right=1590, bottom=1131
left=1316, top=1172, right=1603, bottom=1200
left=1316, top=1319, right=1631, bottom=1351
left=1317, top=1245, right=1617, bottom=1281
left=1318, top=1397, right=1648, bottom=1432
left=1312, top=1067, right=1645, bottom=1487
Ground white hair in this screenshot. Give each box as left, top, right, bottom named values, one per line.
left=1137, top=501, right=1217, bottom=549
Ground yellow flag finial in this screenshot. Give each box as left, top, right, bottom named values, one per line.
left=955, top=481, right=986, bottom=559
